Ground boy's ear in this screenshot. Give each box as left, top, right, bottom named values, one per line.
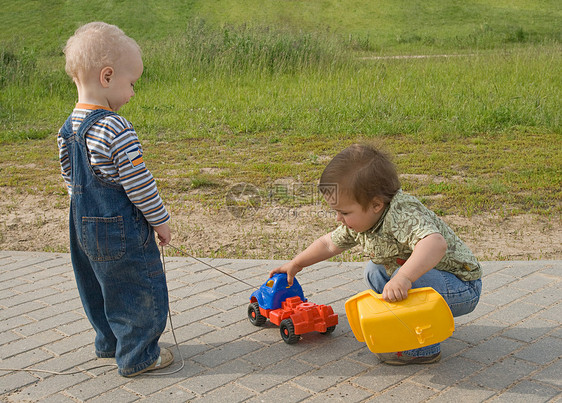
left=100, top=66, right=114, bottom=88
left=371, top=197, right=385, bottom=213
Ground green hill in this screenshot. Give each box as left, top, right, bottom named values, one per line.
left=0, top=0, right=560, bottom=224
left=1, top=0, right=560, bottom=53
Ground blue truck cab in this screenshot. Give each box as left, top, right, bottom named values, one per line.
left=250, top=273, right=306, bottom=310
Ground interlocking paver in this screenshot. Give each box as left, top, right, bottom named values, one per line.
left=16, top=311, right=85, bottom=337
left=0, top=371, right=39, bottom=395
left=244, top=382, right=312, bottom=403
left=2, top=287, right=61, bottom=309
left=424, top=382, right=496, bottom=402
left=0, top=315, right=36, bottom=334
left=293, top=359, right=369, bottom=393
left=37, top=289, right=80, bottom=306
left=56, top=318, right=93, bottom=337
left=208, top=290, right=251, bottom=312
left=191, top=383, right=255, bottom=403
left=12, top=276, right=67, bottom=294
left=512, top=273, right=557, bottom=291
left=243, top=340, right=298, bottom=368
left=532, top=359, right=562, bottom=387
left=238, top=358, right=315, bottom=393
left=460, top=336, right=525, bottom=364
left=0, top=251, right=560, bottom=402
left=352, top=364, right=420, bottom=393
left=0, top=331, right=21, bottom=348
left=2, top=300, right=48, bottom=321
left=468, top=357, right=538, bottom=390
left=191, top=339, right=259, bottom=368
left=0, top=347, right=54, bottom=372
left=523, top=284, right=562, bottom=307
left=0, top=331, right=63, bottom=360
left=297, top=335, right=364, bottom=367
left=537, top=303, right=562, bottom=322
left=502, top=316, right=558, bottom=342
left=487, top=301, right=545, bottom=324
left=412, top=356, right=485, bottom=390
left=170, top=290, right=223, bottom=312
left=202, top=305, right=247, bottom=328
left=439, top=336, right=470, bottom=358
left=178, top=359, right=255, bottom=395
left=0, top=278, right=26, bottom=292
left=513, top=336, right=562, bottom=365
left=169, top=321, right=215, bottom=344
left=42, top=329, right=96, bottom=356
left=481, top=284, right=530, bottom=307
left=482, top=272, right=519, bottom=291
left=39, top=393, right=78, bottom=403
left=6, top=371, right=89, bottom=401
left=367, top=380, right=437, bottom=402
left=87, top=387, right=142, bottom=403
left=64, top=374, right=129, bottom=401
left=176, top=307, right=224, bottom=328
left=491, top=380, right=560, bottom=402
left=304, top=382, right=373, bottom=403
left=121, top=368, right=186, bottom=397
left=449, top=316, right=505, bottom=343
left=0, top=258, right=51, bottom=277
left=29, top=347, right=104, bottom=375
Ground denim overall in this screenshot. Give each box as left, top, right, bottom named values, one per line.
left=60, top=109, right=169, bottom=376
left=364, top=261, right=482, bottom=357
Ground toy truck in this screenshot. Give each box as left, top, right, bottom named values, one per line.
left=248, top=273, right=338, bottom=344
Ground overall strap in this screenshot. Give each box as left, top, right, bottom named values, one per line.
left=76, top=109, right=116, bottom=138
left=60, top=116, right=74, bottom=139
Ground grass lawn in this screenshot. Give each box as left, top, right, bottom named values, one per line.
left=1, top=1, right=560, bottom=258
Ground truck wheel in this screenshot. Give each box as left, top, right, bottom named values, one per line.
left=248, top=302, right=266, bottom=326
left=321, top=325, right=336, bottom=335
left=280, top=319, right=300, bottom=344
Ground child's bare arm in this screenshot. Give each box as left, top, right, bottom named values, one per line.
left=153, top=223, right=172, bottom=246
left=269, top=232, right=343, bottom=286
left=383, top=233, right=447, bottom=302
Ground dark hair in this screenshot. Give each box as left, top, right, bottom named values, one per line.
left=319, top=143, right=400, bottom=210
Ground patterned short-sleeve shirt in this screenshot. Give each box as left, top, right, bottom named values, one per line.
left=331, top=190, right=482, bottom=281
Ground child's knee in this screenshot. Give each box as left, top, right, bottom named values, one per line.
left=363, top=262, right=388, bottom=293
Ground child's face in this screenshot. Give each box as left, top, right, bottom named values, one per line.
left=105, top=47, right=143, bottom=111
left=327, top=192, right=385, bottom=233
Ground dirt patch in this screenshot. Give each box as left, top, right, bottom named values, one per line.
left=1, top=189, right=560, bottom=261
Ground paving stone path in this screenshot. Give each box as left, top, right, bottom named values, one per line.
left=1, top=251, right=560, bottom=402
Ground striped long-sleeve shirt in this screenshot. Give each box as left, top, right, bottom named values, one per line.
left=58, top=104, right=170, bottom=226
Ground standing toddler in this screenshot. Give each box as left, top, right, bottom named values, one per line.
left=58, top=22, right=173, bottom=376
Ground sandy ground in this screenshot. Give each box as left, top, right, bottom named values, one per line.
left=1, top=188, right=560, bottom=262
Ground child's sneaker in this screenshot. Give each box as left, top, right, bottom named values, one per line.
left=376, top=351, right=441, bottom=366
left=125, top=347, right=174, bottom=377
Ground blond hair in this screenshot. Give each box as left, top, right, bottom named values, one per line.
left=64, top=22, right=141, bottom=80
left=319, top=143, right=401, bottom=210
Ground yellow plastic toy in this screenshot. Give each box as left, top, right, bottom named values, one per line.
left=345, top=287, right=454, bottom=353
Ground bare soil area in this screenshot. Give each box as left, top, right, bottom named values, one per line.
left=1, top=189, right=560, bottom=262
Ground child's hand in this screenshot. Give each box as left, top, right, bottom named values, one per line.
left=154, top=223, right=172, bottom=246
left=381, top=233, right=447, bottom=302
left=382, top=273, right=412, bottom=302
left=269, top=261, right=303, bottom=287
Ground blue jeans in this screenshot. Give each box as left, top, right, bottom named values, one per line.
left=61, top=109, right=169, bottom=376
left=364, top=261, right=482, bottom=357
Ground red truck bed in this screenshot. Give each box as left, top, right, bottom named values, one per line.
left=261, top=296, right=338, bottom=335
